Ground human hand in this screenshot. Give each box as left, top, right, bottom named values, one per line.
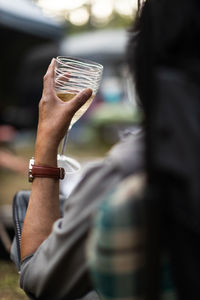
left=35, top=58, right=92, bottom=166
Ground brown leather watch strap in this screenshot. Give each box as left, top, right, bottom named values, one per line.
left=30, top=165, right=65, bottom=181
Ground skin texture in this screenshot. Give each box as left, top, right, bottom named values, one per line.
left=20, top=58, right=92, bottom=260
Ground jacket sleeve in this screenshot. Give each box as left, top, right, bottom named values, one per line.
left=20, top=133, right=144, bottom=299
left=20, top=160, right=122, bottom=300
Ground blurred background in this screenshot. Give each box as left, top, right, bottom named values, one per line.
left=0, top=0, right=142, bottom=298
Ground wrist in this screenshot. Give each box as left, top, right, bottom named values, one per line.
left=35, top=135, right=58, bottom=167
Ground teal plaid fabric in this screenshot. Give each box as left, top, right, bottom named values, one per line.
left=88, top=175, right=177, bottom=300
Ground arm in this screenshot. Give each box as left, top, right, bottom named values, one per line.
left=20, top=58, right=92, bottom=260
left=19, top=160, right=122, bottom=299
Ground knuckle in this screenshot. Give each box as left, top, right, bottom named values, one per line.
left=43, top=73, right=48, bottom=81
left=38, top=100, right=43, bottom=109
left=39, top=97, right=47, bottom=108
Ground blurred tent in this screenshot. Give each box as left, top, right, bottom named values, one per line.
left=0, top=0, right=63, bottom=39
left=0, top=0, right=64, bottom=128
left=60, top=29, right=129, bottom=104
left=60, top=29, right=128, bottom=66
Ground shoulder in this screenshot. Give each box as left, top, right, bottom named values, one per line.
left=96, top=173, right=146, bottom=230
left=106, top=131, right=145, bottom=175
left=88, top=174, right=146, bottom=299
left=90, top=173, right=146, bottom=255
left=109, top=172, right=145, bottom=207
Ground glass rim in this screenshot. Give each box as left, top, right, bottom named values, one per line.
left=56, top=56, right=103, bottom=71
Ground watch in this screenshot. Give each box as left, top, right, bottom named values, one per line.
left=28, top=158, right=65, bottom=182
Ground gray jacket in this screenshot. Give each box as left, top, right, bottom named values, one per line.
left=19, top=131, right=144, bottom=300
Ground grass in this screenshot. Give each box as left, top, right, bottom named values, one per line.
left=0, top=163, right=29, bottom=299
left=0, top=261, right=28, bottom=300
left=0, top=170, right=30, bottom=206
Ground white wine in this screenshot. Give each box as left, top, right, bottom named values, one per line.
left=57, top=92, right=95, bottom=126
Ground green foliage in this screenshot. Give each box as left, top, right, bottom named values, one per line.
left=0, top=261, right=28, bottom=299
left=67, top=12, right=135, bottom=35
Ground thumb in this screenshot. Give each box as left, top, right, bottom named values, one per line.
left=67, top=88, right=93, bottom=114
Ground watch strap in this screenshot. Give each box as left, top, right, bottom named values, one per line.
left=29, top=159, right=65, bottom=182
left=32, top=165, right=65, bottom=179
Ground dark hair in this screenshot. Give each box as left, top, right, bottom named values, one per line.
left=126, top=1, right=200, bottom=299
left=127, top=0, right=200, bottom=115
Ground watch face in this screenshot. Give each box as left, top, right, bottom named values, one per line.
left=28, top=170, right=33, bottom=182
left=28, top=158, right=35, bottom=182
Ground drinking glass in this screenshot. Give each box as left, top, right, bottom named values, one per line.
left=54, top=56, right=103, bottom=173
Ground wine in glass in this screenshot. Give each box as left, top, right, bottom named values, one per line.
left=54, top=56, right=103, bottom=174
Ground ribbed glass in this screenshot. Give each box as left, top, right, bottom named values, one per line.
left=55, top=56, right=103, bottom=95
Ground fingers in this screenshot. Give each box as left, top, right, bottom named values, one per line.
left=42, top=58, right=56, bottom=97
left=67, top=88, right=93, bottom=115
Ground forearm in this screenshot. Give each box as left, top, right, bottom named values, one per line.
left=20, top=137, right=60, bottom=260
left=20, top=58, right=92, bottom=261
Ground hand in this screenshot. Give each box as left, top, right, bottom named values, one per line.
left=35, top=58, right=92, bottom=166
